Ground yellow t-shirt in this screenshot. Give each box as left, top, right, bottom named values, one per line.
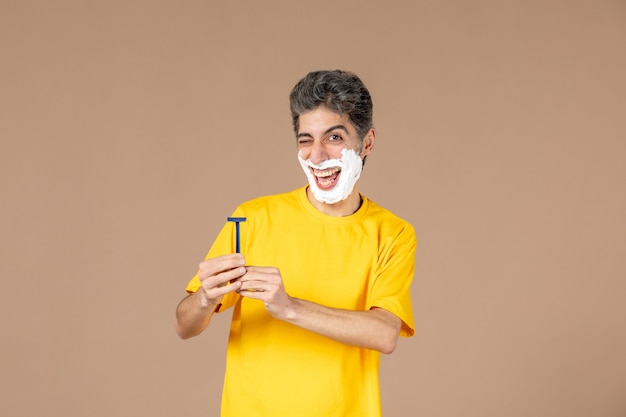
left=186, top=186, right=416, bottom=417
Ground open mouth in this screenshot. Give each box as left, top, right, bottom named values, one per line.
left=312, top=167, right=341, bottom=190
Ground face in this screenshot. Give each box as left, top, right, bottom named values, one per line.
left=296, top=106, right=375, bottom=206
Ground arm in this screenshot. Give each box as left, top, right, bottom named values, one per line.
left=285, top=299, right=402, bottom=354
left=238, top=266, right=402, bottom=354
left=175, top=254, right=246, bottom=339
left=175, top=290, right=221, bottom=339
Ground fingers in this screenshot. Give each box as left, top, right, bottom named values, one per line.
left=238, top=266, right=279, bottom=283
left=243, top=266, right=279, bottom=273
left=198, top=254, right=245, bottom=280
left=199, top=254, right=245, bottom=285
left=238, top=266, right=281, bottom=294
left=197, top=254, right=246, bottom=304
left=236, top=267, right=292, bottom=320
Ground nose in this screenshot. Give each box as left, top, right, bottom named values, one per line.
left=308, top=141, right=329, bottom=165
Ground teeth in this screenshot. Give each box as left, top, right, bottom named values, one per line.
left=314, top=167, right=340, bottom=178
left=318, top=177, right=334, bottom=186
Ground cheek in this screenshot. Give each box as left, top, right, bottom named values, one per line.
left=324, top=145, right=349, bottom=161
left=329, top=150, right=345, bottom=160
left=297, top=149, right=310, bottom=162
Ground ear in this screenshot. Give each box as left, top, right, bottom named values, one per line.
left=360, top=128, right=376, bottom=158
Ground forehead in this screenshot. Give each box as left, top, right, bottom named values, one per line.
left=297, top=106, right=356, bottom=134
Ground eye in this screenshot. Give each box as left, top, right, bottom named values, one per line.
left=328, top=134, right=342, bottom=142
left=298, top=138, right=312, bottom=146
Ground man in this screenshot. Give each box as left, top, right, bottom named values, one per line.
left=176, top=70, right=416, bottom=416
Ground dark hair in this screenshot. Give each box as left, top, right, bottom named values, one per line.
left=289, top=70, right=374, bottom=142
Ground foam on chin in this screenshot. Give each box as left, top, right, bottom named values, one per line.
left=298, top=148, right=363, bottom=204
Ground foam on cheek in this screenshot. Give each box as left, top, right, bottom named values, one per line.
left=297, top=148, right=363, bottom=205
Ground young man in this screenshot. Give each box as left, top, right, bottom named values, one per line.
left=176, top=70, right=416, bottom=416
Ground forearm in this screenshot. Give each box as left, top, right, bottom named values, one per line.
left=175, top=291, right=219, bottom=339
left=283, top=298, right=401, bottom=354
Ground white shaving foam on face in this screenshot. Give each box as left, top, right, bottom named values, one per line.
left=298, top=148, right=363, bottom=204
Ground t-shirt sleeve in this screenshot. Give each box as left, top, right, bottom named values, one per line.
left=184, top=209, right=245, bottom=312
left=368, top=222, right=417, bottom=337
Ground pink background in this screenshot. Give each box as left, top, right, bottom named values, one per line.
left=2, top=1, right=625, bottom=416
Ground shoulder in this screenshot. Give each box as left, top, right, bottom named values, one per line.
left=236, top=187, right=303, bottom=214
left=364, top=197, right=415, bottom=234
left=362, top=198, right=417, bottom=264
left=361, top=197, right=417, bottom=252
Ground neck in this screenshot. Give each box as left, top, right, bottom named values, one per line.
left=306, top=186, right=362, bottom=217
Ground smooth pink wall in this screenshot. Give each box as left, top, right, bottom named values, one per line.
left=1, top=1, right=625, bottom=416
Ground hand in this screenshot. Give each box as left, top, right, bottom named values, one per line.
left=197, top=254, right=246, bottom=307
left=238, top=266, right=293, bottom=320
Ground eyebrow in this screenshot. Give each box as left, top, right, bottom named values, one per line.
left=296, top=124, right=349, bottom=139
